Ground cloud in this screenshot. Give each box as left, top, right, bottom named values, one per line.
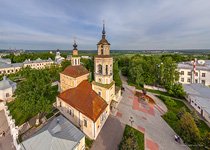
left=0, top=0, right=210, bottom=50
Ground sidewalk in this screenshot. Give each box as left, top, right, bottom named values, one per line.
left=0, top=110, right=15, bottom=150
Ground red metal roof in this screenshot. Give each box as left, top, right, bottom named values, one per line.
left=58, top=80, right=108, bottom=122
left=61, top=65, right=89, bottom=78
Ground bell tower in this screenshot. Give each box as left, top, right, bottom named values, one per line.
left=71, top=40, right=81, bottom=66
left=92, top=22, right=115, bottom=105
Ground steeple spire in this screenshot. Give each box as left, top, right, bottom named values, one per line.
left=73, top=37, right=77, bottom=50
left=102, top=20, right=106, bottom=36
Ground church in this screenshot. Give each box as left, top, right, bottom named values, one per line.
left=56, top=24, right=121, bottom=139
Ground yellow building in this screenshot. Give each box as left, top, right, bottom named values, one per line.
left=56, top=24, right=121, bottom=139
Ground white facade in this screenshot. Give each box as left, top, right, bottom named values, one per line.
left=184, top=84, right=210, bottom=123
left=0, top=58, right=54, bottom=75
left=55, top=50, right=65, bottom=64
left=0, top=76, right=16, bottom=101
left=178, top=60, right=210, bottom=86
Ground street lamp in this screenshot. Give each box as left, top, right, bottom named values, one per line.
left=129, top=116, right=134, bottom=127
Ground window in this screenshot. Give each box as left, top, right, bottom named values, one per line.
left=6, top=93, right=10, bottom=97
left=97, top=64, right=102, bottom=74
left=98, top=91, right=101, bottom=96
left=198, top=106, right=200, bottom=109
left=195, top=79, right=198, bottom=83
left=201, top=80, right=205, bottom=85
left=187, top=71, right=192, bottom=76
left=202, top=73, right=206, bottom=77
left=195, top=72, right=198, bottom=76
left=180, top=71, right=184, bottom=75
left=181, top=78, right=184, bottom=82
left=84, top=119, right=87, bottom=127
left=187, top=78, right=191, bottom=83
left=192, top=100, right=194, bottom=103
left=68, top=109, right=74, bottom=117
left=106, top=65, right=108, bottom=75
left=195, top=103, right=197, bottom=106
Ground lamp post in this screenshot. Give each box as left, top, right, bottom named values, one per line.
left=129, top=116, right=134, bottom=127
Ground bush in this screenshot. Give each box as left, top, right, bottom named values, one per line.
left=178, top=112, right=201, bottom=144
left=121, top=67, right=128, bottom=76
left=119, top=125, right=144, bottom=150
left=164, top=111, right=178, bottom=121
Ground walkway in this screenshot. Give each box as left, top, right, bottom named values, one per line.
left=116, top=83, right=190, bottom=150
left=0, top=110, right=15, bottom=150
left=91, top=116, right=125, bottom=150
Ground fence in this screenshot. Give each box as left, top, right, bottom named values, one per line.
left=2, top=102, right=21, bottom=150
left=144, top=85, right=166, bottom=92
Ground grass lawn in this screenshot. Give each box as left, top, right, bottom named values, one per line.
left=158, top=95, right=210, bottom=139
left=120, top=125, right=144, bottom=150
left=85, top=137, right=94, bottom=149
left=7, top=85, right=58, bottom=126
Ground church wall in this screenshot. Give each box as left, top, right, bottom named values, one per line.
left=56, top=97, right=103, bottom=139
left=60, top=74, right=76, bottom=92
left=75, top=73, right=89, bottom=86
left=0, top=87, right=13, bottom=101
left=60, top=73, right=89, bottom=92
left=92, top=83, right=115, bottom=105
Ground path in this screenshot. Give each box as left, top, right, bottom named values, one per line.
left=0, top=110, right=15, bottom=150
left=91, top=116, right=125, bottom=150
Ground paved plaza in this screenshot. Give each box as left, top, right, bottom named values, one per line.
left=91, top=116, right=125, bottom=150
left=0, top=110, right=15, bottom=150
left=115, top=83, right=190, bottom=150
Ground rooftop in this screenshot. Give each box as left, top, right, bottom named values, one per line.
left=0, top=76, right=16, bottom=90
left=61, top=65, right=89, bottom=78
left=178, top=60, right=210, bottom=71
left=21, top=115, right=85, bottom=150
left=24, top=58, right=53, bottom=64
left=58, top=80, right=108, bottom=122
left=183, top=83, right=210, bottom=114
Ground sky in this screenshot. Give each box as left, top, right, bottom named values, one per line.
left=0, top=0, right=210, bottom=50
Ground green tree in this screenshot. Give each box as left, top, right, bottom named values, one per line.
left=14, top=68, right=58, bottom=122
left=178, top=112, right=201, bottom=144
left=113, top=61, right=122, bottom=87
left=61, top=60, right=71, bottom=71
left=202, top=132, right=210, bottom=149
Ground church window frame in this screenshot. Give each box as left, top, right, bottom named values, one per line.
left=97, top=64, right=103, bottom=74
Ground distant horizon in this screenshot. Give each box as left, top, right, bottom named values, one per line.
left=1, top=48, right=210, bottom=51
left=1, top=0, right=210, bottom=50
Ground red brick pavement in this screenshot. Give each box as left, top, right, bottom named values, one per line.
left=116, top=112, right=122, bottom=118
left=137, top=125, right=145, bottom=134
left=132, top=97, right=155, bottom=116
left=146, top=138, right=159, bottom=150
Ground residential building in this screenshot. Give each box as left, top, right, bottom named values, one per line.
left=0, top=58, right=11, bottom=65
left=0, top=76, right=16, bottom=101
left=184, top=84, right=210, bottom=123
left=20, top=115, right=85, bottom=150
left=23, top=58, right=53, bottom=69
left=0, top=58, right=54, bottom=75
left=178, top=60, right=210, bottom=86
left=56, top=24, right=121, bottom=139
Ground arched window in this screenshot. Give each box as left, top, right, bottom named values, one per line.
left=98, top=64, right=102, bottom=74
left=106, top=65, right=108, bottom=75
